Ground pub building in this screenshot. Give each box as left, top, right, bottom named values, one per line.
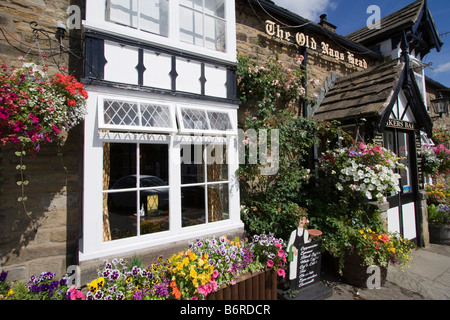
left=236, top=0, right=443, bottom=247
left=0, top=0, right=446, bottom=283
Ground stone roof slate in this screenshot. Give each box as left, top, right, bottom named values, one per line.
left=313, top=59, right=404, bottom=122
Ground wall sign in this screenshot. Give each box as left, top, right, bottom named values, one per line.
left=294, top=239, right=322, bottom=290
left=386, top=119, right=416, bottom=130
left=265, top=20, right=368, bottom=69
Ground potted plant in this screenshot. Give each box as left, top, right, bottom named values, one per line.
left=321, top=216, right=414, bottom=288
left=310, top=142, right=414, bottom=287
left=428, top=203, right=450, bottom=245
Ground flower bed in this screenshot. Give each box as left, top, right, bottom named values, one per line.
left=0, top=234, right=287, bottom=300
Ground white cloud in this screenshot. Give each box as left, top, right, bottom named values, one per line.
left=433, top=61, right=450, bottom=73
left=272, top=0, right=337, bottom=21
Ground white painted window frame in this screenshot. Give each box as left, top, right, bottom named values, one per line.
left=176, top=104, right=237, bottom=135
left=84, top=0, right=237, bottom=64
left=80, top=88, right=242, bottom=261
left=97, top=94, right=178, bottom=133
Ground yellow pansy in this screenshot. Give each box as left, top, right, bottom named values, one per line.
left=88, top=280, right=98, bottom=293
left=97, top=277, right=105, bottom=287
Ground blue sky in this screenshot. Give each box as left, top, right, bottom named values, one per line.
left=272, top=0, right=450, bottom=87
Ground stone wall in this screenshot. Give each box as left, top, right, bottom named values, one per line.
left=235, top=0, right=372, bottom=119
left=0, top=0, right=84, bottom=282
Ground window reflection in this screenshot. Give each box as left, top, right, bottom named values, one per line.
left=103, top=143, right=169, bottom=241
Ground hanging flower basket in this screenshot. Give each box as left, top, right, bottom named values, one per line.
left=0, top=61, right=87, bottom=152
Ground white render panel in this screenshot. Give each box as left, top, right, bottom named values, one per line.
left=143, top=51, right=172, bottom=90
left=402, top=202, right=417, bottom=240
left=104, top=41, right=139, bottom=85
left=387, top=207, right=400, bottom=234
left=176, top=58, right=201, bottom=94
left=204, top=65, right=227, bottom=98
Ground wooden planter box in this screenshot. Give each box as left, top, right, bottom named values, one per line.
left=207, top=269, right=278, bottom=300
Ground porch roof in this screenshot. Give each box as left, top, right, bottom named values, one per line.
left=312, top=58, right=433, bottom=136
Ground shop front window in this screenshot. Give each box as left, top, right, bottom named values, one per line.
left=102, top=143, right=170, bottom=241
left=181, top=143, right=229, bottom=227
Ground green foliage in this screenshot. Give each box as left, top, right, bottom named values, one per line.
left=428, top=204, right=450, bottom=225
left=236, top=53, right=341, bottom=240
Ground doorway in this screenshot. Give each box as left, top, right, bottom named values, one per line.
left=383, top=129, right=420, bottom=243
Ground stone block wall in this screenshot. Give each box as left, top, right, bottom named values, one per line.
left=0, top=0, right=84, bottom=282
left=235, top=0, right=370, bottom=119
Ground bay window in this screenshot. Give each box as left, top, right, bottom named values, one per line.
left=81, top=90, right=242, bottom=260
left=85, top=0, right=236, bottom=63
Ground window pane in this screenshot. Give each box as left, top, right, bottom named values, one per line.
left=104, top=100, right=139, bottom=127
left=206, top=144, right=228, bottom=182
left=205, top=0, right=225, bottom=19
left=106, top=190, right=138, bottom=240
left=398, top=133, right=412, bottom=194
left=109, top=143, right=137, bottom=189
left=207, top=111, right=232, bottom=131
left=107, top=0, right=138, bottom=28
left=182, top=186, right=205, bottom=227
left=181, top=144, right=205, bottom=184
left=180, top=6, right=204, bottom=46
left=140, top=144, right=169, bottom=184
left=206, top=17, right=225, bottom=52
left=180, top=108, right=209, bottom=130
left=180, top=0, right=203, bottom=11
left=103, top=143, right=171, bottom=241
left=140, top=0, right=169, bottom=37
left=208, top=183, right=228, bottom=222
left=140, top=104, right=173, bottom=129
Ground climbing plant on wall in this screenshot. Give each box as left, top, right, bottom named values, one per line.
left=236, top=53, right=341, bottom=240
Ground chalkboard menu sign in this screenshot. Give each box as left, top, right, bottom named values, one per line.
left=294, top=239, right=322, bottom=290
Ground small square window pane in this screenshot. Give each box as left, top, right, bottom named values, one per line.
left=140, top=0, right=169, bottom=37
left=182, top=185, right=205, bottom=227
left=107, top=0, right=138, bottom=28
left=181, top=144, right=205, bottom=184
left=204, top=16, right=226, bottom=52
left=180, top=7, right=204, bottom=46
left=180, top=0, right=203, bottom=10
left=107, top=143, right=137, bottom=190
left=206, top=144, right=228, bottom=182
left=105, top=190, right=138, bottom=241
left=140, top=144, right=169, bottom=184
left=205, top=0, right=225, bottom=18
left=208, top=183, right=229, bottom=222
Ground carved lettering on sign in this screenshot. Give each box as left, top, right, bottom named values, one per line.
left=265, top=20, right=367, bottom=69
